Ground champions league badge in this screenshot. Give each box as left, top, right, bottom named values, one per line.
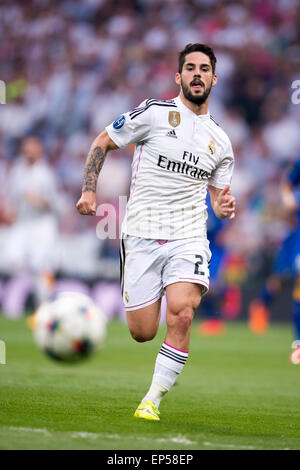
left=113, top=115, right=126, bottom=130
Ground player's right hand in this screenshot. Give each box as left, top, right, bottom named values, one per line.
left=76, top=191, right=97, bottom=216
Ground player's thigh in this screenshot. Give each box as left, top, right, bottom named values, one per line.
left=126, top=298, right=162, bottom=342
left=165, top=282, right=203, bottom=317
left=163, top=236, right=211, bottom=316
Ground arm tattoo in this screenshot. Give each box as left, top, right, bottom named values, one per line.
left=82, top=146, right=106, bottom=192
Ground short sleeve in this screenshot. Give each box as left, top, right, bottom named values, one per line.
left=106, top=100, right=153, bottom=148
left=208, top=139, right=235, bottom=189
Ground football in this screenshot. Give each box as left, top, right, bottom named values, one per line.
left=32, top=292, right=106, bottom=362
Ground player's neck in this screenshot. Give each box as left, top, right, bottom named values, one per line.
left=179, top=91, right=209, bottom=116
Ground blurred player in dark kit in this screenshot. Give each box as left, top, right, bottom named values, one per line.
left=249, top=157, right=300, bottom=364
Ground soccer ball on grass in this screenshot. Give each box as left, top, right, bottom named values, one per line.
left=32, top=292, right=106, bottom=362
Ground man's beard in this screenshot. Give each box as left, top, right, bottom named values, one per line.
left=181, top=80, right=212, bottom=105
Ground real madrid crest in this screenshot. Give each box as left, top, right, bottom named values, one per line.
left=168, top=111, right=181, bottom=128
left=125, top=291, right=130, bottom=304
left=208, top=140, right=216, bottom=155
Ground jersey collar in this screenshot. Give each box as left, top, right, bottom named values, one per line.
left=174, top=95, right=210, bottom=120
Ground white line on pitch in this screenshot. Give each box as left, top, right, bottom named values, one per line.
left=6, top=426, right=288, bottom=450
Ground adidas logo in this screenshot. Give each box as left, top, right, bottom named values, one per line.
left=166, top=129, right=177, bottom=138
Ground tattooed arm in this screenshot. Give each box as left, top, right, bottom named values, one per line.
left=76, top=130, right=118, bottom=215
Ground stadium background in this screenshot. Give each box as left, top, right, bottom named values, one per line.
left=0, top=0, right=300, bottom=325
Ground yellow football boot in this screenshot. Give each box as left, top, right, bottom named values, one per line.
left=133, top=400, right=160, bottom=421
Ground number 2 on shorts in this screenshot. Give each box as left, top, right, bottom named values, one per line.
left=194, top=254, right=205, bottom=275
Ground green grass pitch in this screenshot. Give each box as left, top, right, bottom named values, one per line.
left=0, top=315, right=300, bottom=450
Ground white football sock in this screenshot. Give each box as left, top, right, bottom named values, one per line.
left=142, top=342, right=189, bottom=407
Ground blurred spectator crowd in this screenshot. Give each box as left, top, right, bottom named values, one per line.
left=0, top=0, right=300, bottom=292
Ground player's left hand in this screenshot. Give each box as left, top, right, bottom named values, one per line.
left=216, top=185, right=236, bottom=220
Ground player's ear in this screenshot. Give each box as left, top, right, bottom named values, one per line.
left=212, top=73, right=218, bottom=87
left=175, top=73, right=181, bottom=86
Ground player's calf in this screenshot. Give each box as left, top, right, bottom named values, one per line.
left=165, top=283, right=202, bottom=349
left=133, top=283, right=202, bottom=419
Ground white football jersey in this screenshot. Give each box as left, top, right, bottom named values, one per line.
left=9, top=158, right=59, bottom=222
left=106, top=95, right=234, bottom=239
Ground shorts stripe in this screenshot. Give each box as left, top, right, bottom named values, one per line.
left=163, top=279, right=209, bottom=292
left=126, top=294, right=160, bottom=309
left=119, top=238, right=125, bottom=296
left=179, top=278, right=209, bottom=287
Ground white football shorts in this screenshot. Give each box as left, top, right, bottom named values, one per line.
left=120, top=235, right=211, bottom=311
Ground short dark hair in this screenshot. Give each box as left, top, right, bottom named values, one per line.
left=178, top=43, right=217, bottom=74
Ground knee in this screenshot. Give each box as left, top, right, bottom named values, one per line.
left=175, top=306, right=194, bottom=330
left=129, top=328, right=156, bottom=343
left=167, top=305, right=194, bottom=334
left=169, top=293, right=201, bottom=318
left=168, top=294, right=201, bottom=330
